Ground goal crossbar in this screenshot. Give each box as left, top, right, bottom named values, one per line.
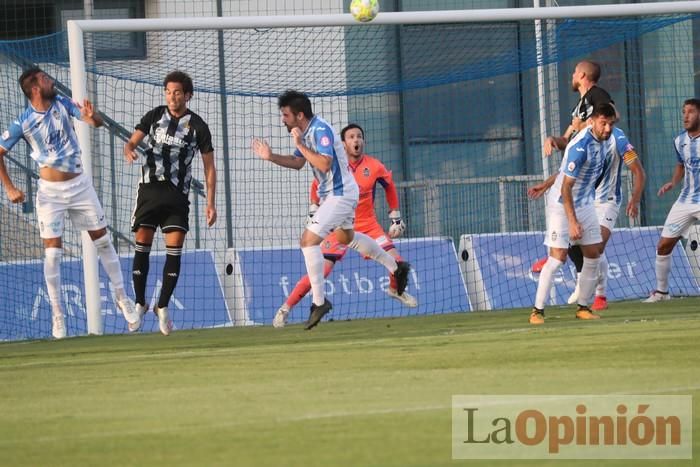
left=69, top=1, right=700, bottom=33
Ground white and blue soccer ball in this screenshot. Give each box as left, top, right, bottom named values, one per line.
left=350, top=0, right=379, bottom=23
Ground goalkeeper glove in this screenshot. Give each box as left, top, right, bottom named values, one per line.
left=388, top=210, right=406, bottom=238
left=306, top=203, right=319, bottom=226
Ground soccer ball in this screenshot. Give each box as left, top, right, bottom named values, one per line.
left=350, top=0, right=379, bottom=23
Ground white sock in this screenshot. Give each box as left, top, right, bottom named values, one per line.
left=93, top=234, right=126, bottom=300
left=348, top=232, right=398, bottom=273
left=301, top=245, right=325, bottom=306
left=595, top=253, right=608, bottom=297
left=534, top=257, right=563, bottom=310
left=655, top=253, right=672, bottom=293
left=44, top=248, right=63, bottom=315
left=578, top=257, right=601, bottom=307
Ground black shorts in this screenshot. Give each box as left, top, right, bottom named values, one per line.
left=131, top=182, right=190, bottom=233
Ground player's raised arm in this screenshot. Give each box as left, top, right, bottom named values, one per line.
left=291, top=127, right=332, bottom=173
left=251, top=137, right=306, bottom=170
left=77, top=99, right=104, bottom=128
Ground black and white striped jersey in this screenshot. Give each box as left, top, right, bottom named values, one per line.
left=135, top=106, right=213, bottom=196
left=571, top=85, right=613, bottom=122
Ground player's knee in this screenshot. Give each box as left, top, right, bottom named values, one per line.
left=550, top=248, right=568, bottom=262
left=300, top=229, right=324, bottom=248
left=657, top=237, right=677, bottom=256
left=43, top=238, right=62, bottom=249
left=87, top=228, right=108, bottom=241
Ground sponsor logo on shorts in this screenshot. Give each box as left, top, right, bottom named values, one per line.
left=320, top=136, right=331, bottom=147
left=551, top=231, right=558, bottom=241
left=1, top=131, right=9, bottom=141
left=567, top=162, right=576, bottom=172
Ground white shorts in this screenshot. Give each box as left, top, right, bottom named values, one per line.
left=36, top=172, right=107, bottom=239
left=306, top=195, right=358, bottom=239
left=544, top=203, right=602, bottom=249
left=596, top=200, right=620, bottom=232
left=661, top=200, right=700, bottom=238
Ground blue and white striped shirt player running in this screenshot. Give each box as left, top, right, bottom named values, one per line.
left=673, top=130, right=700, bottom=204
left=294, top=115, right=359, bottom=202
left=547, top=126, right=609, bottom=209
left=0, top=95, right=84, bottom=173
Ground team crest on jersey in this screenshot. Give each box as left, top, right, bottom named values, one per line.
left=363, top=167, right=370, bottom=177
left=320, top=136, right=330, bottom=147
left=567, top=161, right=576, bottom=172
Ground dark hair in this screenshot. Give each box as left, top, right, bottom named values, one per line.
left=341, top=123, right=364, bottom=141
left=164, top=70, right=194, bottom=96
left=591, top=102, right=616, bottom=119
left=578, top=60, right=601, bottom=83
left=19, top=66, right=43, bottom=98
left=277, top=90, right=313, bottom=119
left=683, top=98, right=700, bottom=111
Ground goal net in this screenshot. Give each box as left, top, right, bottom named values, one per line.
left=1, top=4, right=700, bottom=340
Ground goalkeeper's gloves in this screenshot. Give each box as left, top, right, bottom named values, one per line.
left=306, top=203, right=319, bottom=226
left=388, top=210, right=406, bottom=238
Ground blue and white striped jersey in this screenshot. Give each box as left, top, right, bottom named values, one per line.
left=0, top=95, right=84, bottom=173
left=594, top=127, right=638, bottom=205
left=548, top=127, right=608, bottom=209
left=294, top=115, right=358, bottom=201
left=673, top=131, right=700, bottom=204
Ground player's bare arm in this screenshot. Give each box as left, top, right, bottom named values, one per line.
left=626, top=159, right=646, bottom=217
left=202, top=151, right=217, bottom=227
left=544, top=117, right=590, bottom=157
left=78, top=99, right=104, bottom=128
left=290, top=127, right=331, bottom=172
left=124, top=129, right=147, bottom=163
left=0, top=147, right=25, bottom=203
left=527, top=173, right=557, bottom=199
left=658, top=163, right=685, bottom=197
left=543, top=135, right=569, bottom=156
left=251, top=138, right=306, bottom=170
left=561, top=176, right=582, bottom=240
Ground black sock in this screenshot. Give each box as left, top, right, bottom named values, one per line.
left=132, top=242, right=151, bottom=306
left=568, top=245, right=584, bottom=273
left=157, top=246, right=182, bottom=309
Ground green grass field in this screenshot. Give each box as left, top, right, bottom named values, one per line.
left=1, top=299, right=698, bottom=466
